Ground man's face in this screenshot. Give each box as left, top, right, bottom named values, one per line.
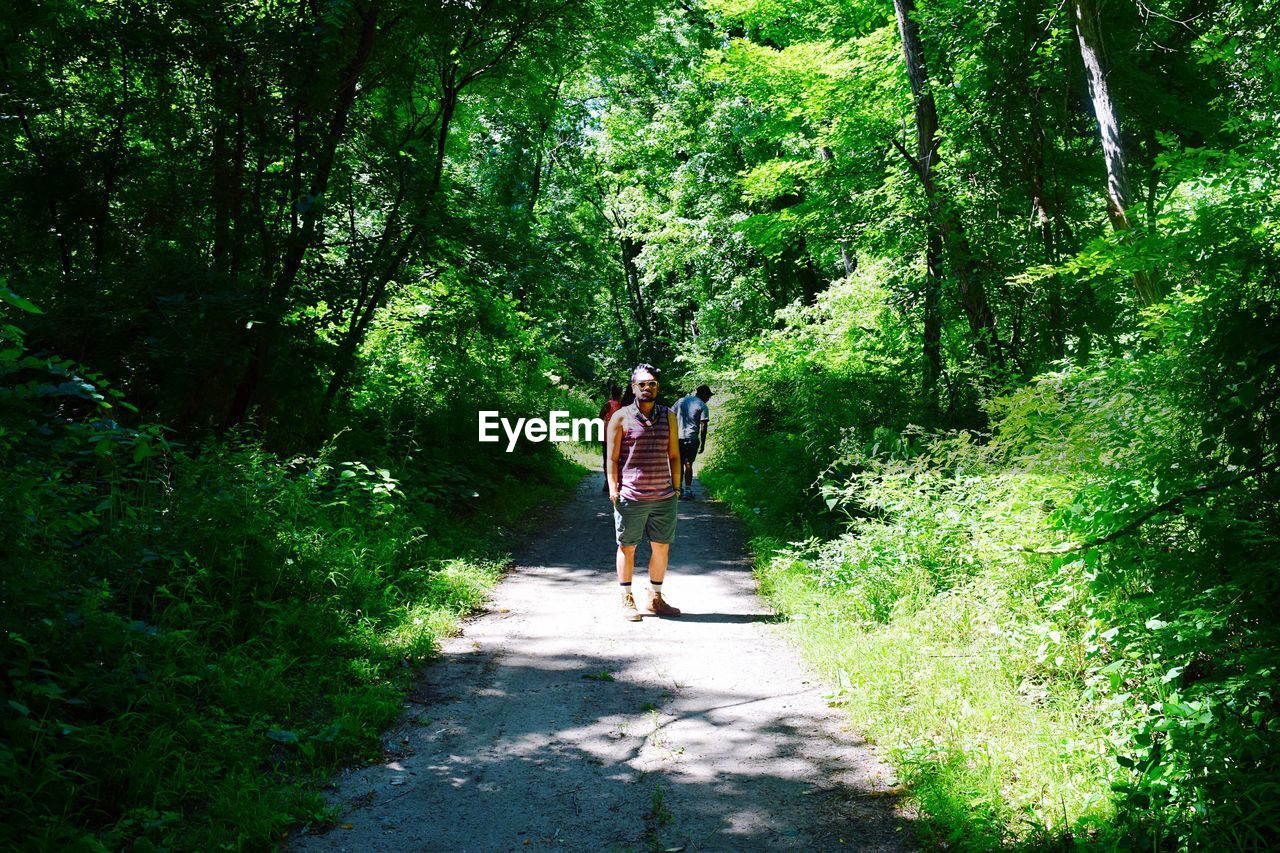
left=632, top=372, right=658, bottom=402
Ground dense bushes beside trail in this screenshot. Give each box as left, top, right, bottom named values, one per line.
left=702, top=262, right=919, bottom=534
left=702, top=275, right=1280, bottom=848
left=0, top=0, right=613, bottom=841
left=0, top=301, right=589, bottom=849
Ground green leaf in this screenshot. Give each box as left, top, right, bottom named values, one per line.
left=0, top=284, right=43, bottom=314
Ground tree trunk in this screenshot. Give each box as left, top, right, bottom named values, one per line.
left=935, top=200, right=998, bottom=357
left=922, top=227, right=943, bottom=421
left=211, top=49, right=248, bottom=282
left=609, top=279, right=638, bottom=364
left=528, top=143, right=546, bottom=217
left=94, top=45, right=128, bottom=276
left=224, top=3, right=381, bottom=429
left=839, top=244, right=857, bottom=277
left=620, top=236, right=655, bottom=348
left=250, top=143, right=274, bottom=283
left=892, top=0, right=1001, bottom=361
left=1028, top=119, right=1067, bottom=361
left=211, top=57, right=233, bottom=274
left=528, top=78, right=563, bottom=217
left=791, top=238, right=825, bottom=304
left=14, top=105, right=73, bottom=279
left=323, top=220, right=423, bottom=412
left=271, top=4, right=379, bottom=309
left=1071, top=0, right=1161, bottom=306
left=432, top=71, right=457, bottom=196
left=893, top=0, right=938, bottom=170
left=229, top=79, right=247, bottom=284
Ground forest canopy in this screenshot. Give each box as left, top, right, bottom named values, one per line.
left=2, top=0, right=1278, bottom=847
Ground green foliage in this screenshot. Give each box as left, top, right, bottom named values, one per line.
left=685, top=1, right=1280, bottom=845
left=707, top=276, right=1280, bottom=846
left=4, top=0, right=1280, bottom=847
left=0, top=0, right=656, bottom=436
left=0, top=0, right=633, bottom=842
left=0, top=312, right=582, bottom=847
left=701, top=262, right=921, bottom=530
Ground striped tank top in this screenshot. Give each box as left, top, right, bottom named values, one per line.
left=616, top=403, right=676, bottom=501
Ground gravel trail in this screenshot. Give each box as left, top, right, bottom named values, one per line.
left=291, top=473, right=913, bottom=852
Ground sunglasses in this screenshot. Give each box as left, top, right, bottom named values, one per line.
left=632, top=380, right=658, bottom=388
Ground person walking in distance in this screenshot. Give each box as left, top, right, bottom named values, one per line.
left=598, top=384, right=623, bottom=494
left=672, top=384, right=712, bottom=499
left=606, top=364, right=683, bottom=621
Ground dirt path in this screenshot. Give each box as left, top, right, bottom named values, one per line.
left=292, top=474, right=913, bottom=852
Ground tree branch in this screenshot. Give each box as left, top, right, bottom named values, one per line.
left=890, top=136, right=927, bottom=184
left=1013, top=458, right=1280, bottom=555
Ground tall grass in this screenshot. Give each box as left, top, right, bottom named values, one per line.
left=0, top=335, right=589, bottom=849
left=2, top=431, right=583, bottom=849
left=701, top=276, right=1280, bottom=849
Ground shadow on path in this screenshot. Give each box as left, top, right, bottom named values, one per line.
left=292, top=474, right=913, bottom=852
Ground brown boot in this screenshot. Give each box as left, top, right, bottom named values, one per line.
left=646, top=589, right=682, bottom=617
left=621, top=591, right=642, bottom=622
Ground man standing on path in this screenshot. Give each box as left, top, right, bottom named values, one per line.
left=606, top=363, right=683, bottom=621
left=672, top=384, right=712, bottom=500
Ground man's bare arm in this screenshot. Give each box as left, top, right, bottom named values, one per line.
left=699, top=418, right=708, bottom=451
left=668, top=412, right=681, bottom=493
left=607, top=411, right=623, bottom=501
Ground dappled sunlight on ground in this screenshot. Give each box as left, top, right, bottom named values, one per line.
left=293, top=474, right=911, bottom=851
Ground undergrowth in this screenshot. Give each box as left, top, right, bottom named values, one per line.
left=701, top=274, right=1280, bottom=849
left=0, top=310, right=587, bottom=849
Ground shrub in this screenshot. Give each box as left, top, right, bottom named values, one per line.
left=705, top=279, right=1280, bottom=847
left=0, top=287, right=583, bottom=848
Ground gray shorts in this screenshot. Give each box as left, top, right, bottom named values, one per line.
left=613, top=495, right=678, bottom=547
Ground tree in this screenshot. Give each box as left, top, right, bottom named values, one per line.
left=892, top=0, right=1001, bottom=364
left=1071, top=0, right=1162, bottom=306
